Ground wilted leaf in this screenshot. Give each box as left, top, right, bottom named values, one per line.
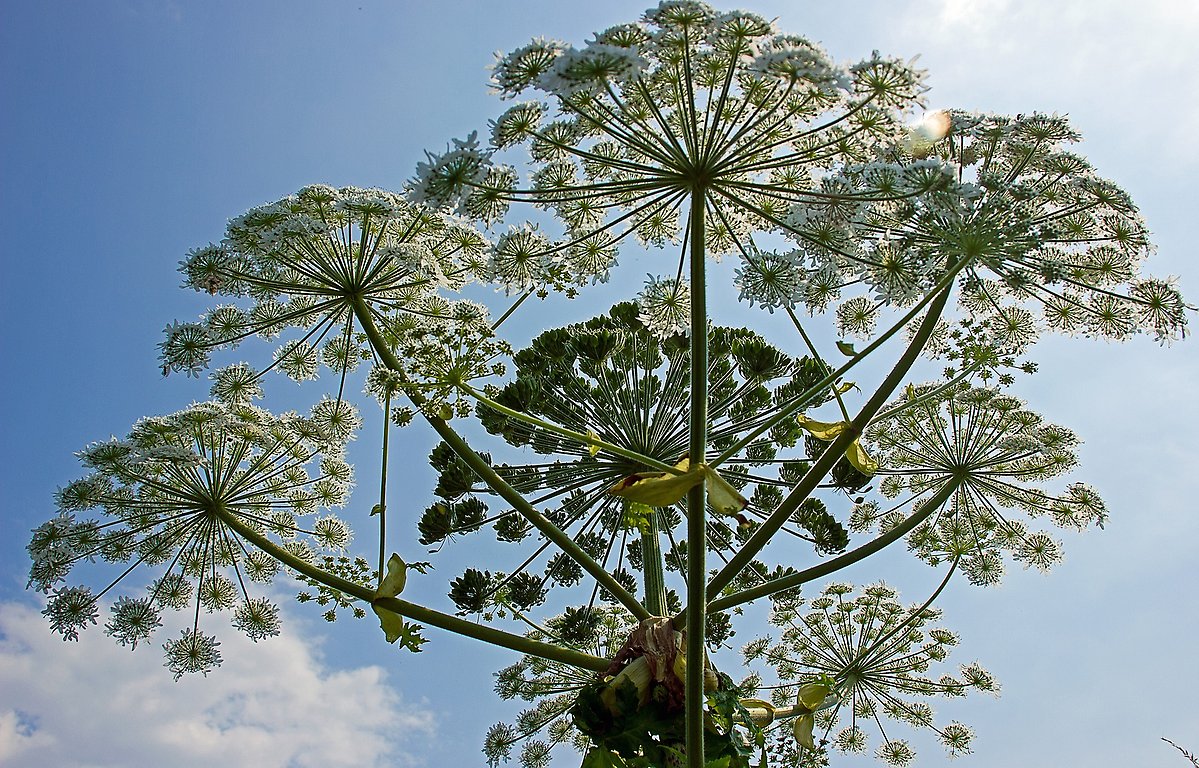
left=608, top=459, right=748, bottom=518
left=797, top=415, right=848, bottom=441
left=797, top=681, right=832, bottom=710
left=371, top=554, right=430, bottom=652
left=608, top=457, right=703, bottom=507
left=792, top=713, right=815, bottom=750
left=703, top=466, right=748, bottom=516
left=845, top=439, right=878, bottom=476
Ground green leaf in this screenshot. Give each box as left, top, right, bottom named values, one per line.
left=370, top=503, right=384, bottom=517
left=792, top=713, right=815, bottom=750
left=796, top=681, right=832, bottom=710
left=582, top=748, right=627, bottom=768
left=836, top=340, right=857, bottom=357
left=371, top=605, right=428, bottom=651
left=621, top=502, right=654, bottom=534
left=371, top=554, right=430, bottom=652
left=376, top=553, right=408, bottom=598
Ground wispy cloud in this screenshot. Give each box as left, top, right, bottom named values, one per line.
left=0, top=600, right=435, bottom=768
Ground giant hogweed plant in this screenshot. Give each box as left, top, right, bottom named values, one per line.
left=28, top=4, right=1189, bottom=768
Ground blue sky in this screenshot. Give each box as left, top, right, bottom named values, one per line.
left=1, top=1, right=1196, bottom=766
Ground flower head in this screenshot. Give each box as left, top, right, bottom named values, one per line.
left=28, top=401, right=358, bottom=675
left=172, top=185, right=492, bottom=383
left=747, top=582, right=995, bottom=766
left=866, top=385, right=1104, bottom=583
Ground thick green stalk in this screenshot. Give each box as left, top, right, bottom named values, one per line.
left=685, top=186, right=708, bottom=768
left=702, top=274, right=957, bottom=603
left=706, top=478, right=963, bottom=613
left=640, top=504, right=668, bottom=616
left=213, top=503, right=608, bottom=671
left=351, top=296, right=651, bottom=622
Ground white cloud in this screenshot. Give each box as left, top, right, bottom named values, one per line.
left=0, top=600, right=435, bottom=768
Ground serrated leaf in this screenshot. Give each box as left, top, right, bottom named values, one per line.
left=371, top=604, right=428, bottom=651
left=836, top=340, right=857, bottom=357
left=622, top=501, right=654, bottom=534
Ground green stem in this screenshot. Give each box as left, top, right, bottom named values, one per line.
left=787, top=307, right=851, bottom=421
left=685, top=186, right=708, bottom=768
left=462, top=383, right=681, bottom=475
left=213, top=503, right=608, bottom=671
left=851, top=553, right=960, bottom=667
left=491, top=287, right=535, bottom=331
left=700, top=270, right=958, bottom=607
left=711, top=256, right=969, bottom=468
left=377, top=392, right=390, bottom=588
left=640, top=503, right=668, bottom=616
left=706, top=478, right=962, bottom=613
left=351, top=297, right=651, bottom=622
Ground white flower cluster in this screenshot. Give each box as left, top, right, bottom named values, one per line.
left=28, top=401, right=359, bottom=677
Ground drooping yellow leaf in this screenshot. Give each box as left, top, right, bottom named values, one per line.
left=702, top=465, right=748, bottom=516
left=846, top=439, right=878, bottom=476
left=835, top=381, right=857, bottom=395
left=373, top=604, right=407, bottom=643
left=585, top=429, right=601, bottom=457
left=792, top=713, right=816, bottom=750
left=797, top=415, right=849, bottom=441
left=608, top=457, right=703, bottom=507
left=369, top=555, right=430, bottom=651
